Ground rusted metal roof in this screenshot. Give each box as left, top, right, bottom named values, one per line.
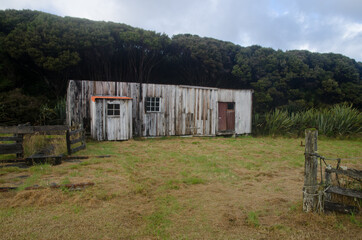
left=91, top=96, right=132, bottom=102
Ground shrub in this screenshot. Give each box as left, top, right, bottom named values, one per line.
left=253, top=104, right=362, bottom=137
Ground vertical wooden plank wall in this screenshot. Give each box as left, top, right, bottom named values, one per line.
left=67, top=80, right=253, bottom=137
left=218, top=89, right=253, bottom=134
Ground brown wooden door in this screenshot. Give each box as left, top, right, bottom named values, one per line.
left=218, top=102, right=235, bottom=132
left=218, top=102, right=227, bottom=131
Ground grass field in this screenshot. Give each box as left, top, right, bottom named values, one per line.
left=0, top=136, right=361, bottom=239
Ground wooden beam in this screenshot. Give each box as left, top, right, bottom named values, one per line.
left=324, top=201, right=359, bottom=214
left=0, top=158, right=26, bottom=163
left=0, top=125, right=68, bottom=134
left=0, top=136, right=23, bottom=142
left=0, top=143, right=23, bottom=154
left=69, top=137, right=83, bottom=145
left=326, top=168, right=362, bottom=181
left=70, top=144, right=86, bottom=154
left=68, top=128, right=84, bottom=136
left=326, top=186, right=362, bottom=199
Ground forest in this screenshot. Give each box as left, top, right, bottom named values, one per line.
left=0, top=9, right=361, bottom=126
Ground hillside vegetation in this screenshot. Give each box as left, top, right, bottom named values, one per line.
left=0, top=10, right=361, bottom=125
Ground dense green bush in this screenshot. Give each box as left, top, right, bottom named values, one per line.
left=253, top=104, right=362, bottom=137
left=0, top=89, right=66, bottom=126
left=0, top=89, right=44, bottom=125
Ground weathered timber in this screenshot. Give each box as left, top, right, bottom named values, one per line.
left=91, top=97, right=132, bottom=140
left=0, top=136, right=23, bottom=141
left=66, top=127, right=86, bottom=154
left=50, top=182, right=95, bottom=189
left=325, top=167, right=332, bottom=186
left=324, top=201, right=359, bottom=214
left=67, top=80, right=253, bottom=138
left=325, top=168, right=362, bottom=181
left=64, top=155, right=111, bottom=160
left=15, top=134, right=24, bottom=158
left=303, top=129, right=319, bottom=212
left=0, top=143, right=23, bottom=154
left=26, top=155, right=63, bottom=166
left=68, top=128, right=84, bottom=136
left=69, top=137, right=83, bottom=145
left=0, top=125, right=68, bottom=134
left=70, top=144, right=86, bottom=154
left=0, top=182, right=95, bottom=192
left=0, top=158, right=26, bottom=163
left=326, top=186, right=362, bottom=199
left=66, top=130, right=71, bottom=155
left=0, top=187, right=17, bottom=192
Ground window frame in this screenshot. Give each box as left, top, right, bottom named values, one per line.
left=107, top=103, right=120, bottom=117
left=145, top=97, right=161, bottom=113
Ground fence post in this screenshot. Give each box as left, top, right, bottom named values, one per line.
left=303, top=128, right=319, bottom=212
left=66, top=129, right=71, bottom=155
left=14, top=133, right=24, bottom=158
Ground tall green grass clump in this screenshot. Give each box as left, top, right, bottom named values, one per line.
left=253, top=104, right=361, bottom=137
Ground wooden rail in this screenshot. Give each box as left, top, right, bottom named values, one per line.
left=0, top=125, right=86, bottom=161
left=325, top=168, right=362, bottom=181
left=324, top=165, right=361, bottom=214
left=326, top=186, right=362, bottom=199
left=0, top=125, right=68, bottom=134
left=66, top=128, right=86, bottom=155
left=0, top=134, right=24, bottom=158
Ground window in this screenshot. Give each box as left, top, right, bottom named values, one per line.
left=146, top=97, right=161, bottom=112
left=227, top=102, right=235, bottom=110
left=107, top=103, right=120, bottom=116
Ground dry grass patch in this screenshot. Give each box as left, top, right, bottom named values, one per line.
left=0, top=136, right=361, bottom=239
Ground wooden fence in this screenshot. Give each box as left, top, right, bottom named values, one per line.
left=0, top=125, right=85, bottom=161
left=0, top=135, right=24, bottom=158
left=66, top=128, right=86, bottom=155
left=303, top=129, right=361, bottom=214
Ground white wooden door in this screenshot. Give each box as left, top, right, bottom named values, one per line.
left=105, top=100, right=131, bottom=140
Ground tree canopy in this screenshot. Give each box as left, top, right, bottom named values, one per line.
left=0, top=9, right=361, bottom=121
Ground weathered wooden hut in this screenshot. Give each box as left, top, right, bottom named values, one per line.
left=66, top=80, right=253, bottom=139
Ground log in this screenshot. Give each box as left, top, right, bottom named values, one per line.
left=303, top=129, right=319, bottom=212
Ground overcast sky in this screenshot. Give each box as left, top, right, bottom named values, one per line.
left=1, top=0, right=362, bottom=62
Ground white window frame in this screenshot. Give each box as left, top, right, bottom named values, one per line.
left=145, top=97, right=161, bottom=112
left=107, top=103, right=120, bottom=117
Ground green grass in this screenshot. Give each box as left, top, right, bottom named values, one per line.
left=247, top=211, right=260, bottom=227
left=0, top=136, right=361, bottom=239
